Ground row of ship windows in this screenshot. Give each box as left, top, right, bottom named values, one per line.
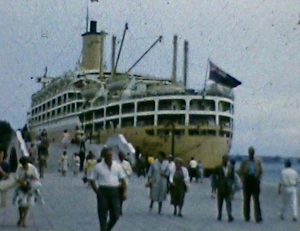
left=85, top=124, right=233, bottom=138
left=31, top=92, right=83, bottom=113
left=31, top=99, right=233, bottom=118
left=82, top=114, right=233, bottom=129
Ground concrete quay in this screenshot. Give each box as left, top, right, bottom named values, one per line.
left=0, top=143, right=299, bottom=231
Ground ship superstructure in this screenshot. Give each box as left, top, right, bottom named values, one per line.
left=27, top=21, right=240, bottom=170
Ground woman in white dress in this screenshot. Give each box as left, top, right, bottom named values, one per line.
left=62, top=130, right=70, bottom=149
left=60, top=151, right=69, bottom=176
left=13, top=156, right=43, bottom=227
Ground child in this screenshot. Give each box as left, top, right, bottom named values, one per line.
left=72, top=153, right=80, bottom=176
left=60, top=151, right=68, bottom=176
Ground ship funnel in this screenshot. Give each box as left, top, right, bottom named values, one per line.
left=111, top=36, right=116, bottom=78
left=183, top=40, right=188, bottom=89
left=79, top=21, right=105, bottom=72
left=172, top=35, right=178, bottom=84
left=90, top=21, right=97, bottom=33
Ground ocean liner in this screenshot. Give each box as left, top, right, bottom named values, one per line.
left=27, top=20, right=241, bottom=170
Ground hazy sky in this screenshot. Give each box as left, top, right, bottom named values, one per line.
left=1, top=0, right=300, bottom=157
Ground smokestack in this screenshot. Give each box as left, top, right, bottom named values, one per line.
left=172, top=35, right=178, bottom=84
left=80, top=21, right=102, bottom=71
left=90, top=21, right=97, bottom=33
left=99, top=31, right=106, bottom=81
left=183, top=40, right=188, bottom=89
left=111, top=36, right=116, bottom=78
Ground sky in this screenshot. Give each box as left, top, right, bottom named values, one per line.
left=0, top=0, right=300, bottom=157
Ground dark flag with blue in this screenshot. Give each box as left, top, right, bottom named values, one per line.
left=209, top=61, right=242, bottom=88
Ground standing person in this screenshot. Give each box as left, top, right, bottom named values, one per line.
left=146, top=151, right=169, bottom=214
left=28, top=143, right=37, bottom=165
left=137, top=153, right=146, bottom=178
left=37, top=152, right=47, bottom=178
left=60, top=151, right=69, bottom=177
left=118, top=151, right=132, bottom=215
left=210, top=174, right=217, bottom=198
left=78, top=147, right=86, bottom=172
left=189, top=157, right=198, bottom=182
left=62, top=130, right=70, bottom=149
left=0, top=147, right=10, bottom=209
left=278, top=160, right=299, bottom=221
left=238, top=146, right=263, bottom=223
left=197, top=161, right=204, bottom=183
left=213, top=155, right=234, bottom=222
left=89, top=147, right=127, bottom=231
left=13, top=156, right=43, bottom=227
left=169, top=158, right=190, bottom=217
left=38, top=135, right=49, bottom=167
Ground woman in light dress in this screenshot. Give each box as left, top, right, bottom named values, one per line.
left=13, top=156, right=44, bottom=227
left=59, top=151, right=68, bottom=176
left=62, top=129, right=70, bottom=149
left=146, top=151, right=169, bottom=214
left=169, top=158, right=190, bottom=217
left=72, top=153, right=80, bottom=176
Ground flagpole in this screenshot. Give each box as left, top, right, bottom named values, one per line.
left=203, top=58, right=210, bottom=98
left=86, top=0, right=89, bottom=32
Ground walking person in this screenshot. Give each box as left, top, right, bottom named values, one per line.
left=13, top=156, right=43, bottom=227
left=79, top=133, right=86, bottom=151
left=38, top=134, right=49, bottom=168
left=89, top=147, right=127, bottom=231
left=72, top=153, right=80, bottom=176
left=197, top=161, right=204, bottom=183
left=146, top=151, right=169, bottom=214
left=60, top=151, right=69, bottom=176
left=78, top=147, right=86, bottom=172
left=213, top=155, right=234, bottom=222
left=83, top=151, right=97, bottom=185
left=0, top=147, right=10, bottom=209
left=238, top=146, right=263, bottom=223
left=278, top=160, right=299, bottom=221
left=167, top=155, right=175, bottom=194
left=118, top=151, right=132, bottom=215
left=189, top=157, right=198, bottom=182
left=169, top=158, right=190, bottom=217
left=62, top=129, right=70, bottom=149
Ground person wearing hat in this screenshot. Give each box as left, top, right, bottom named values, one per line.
left=238, top=146, right=263, bottom=223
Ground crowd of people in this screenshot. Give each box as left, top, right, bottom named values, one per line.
left=0, top=129, right=300, bottom=231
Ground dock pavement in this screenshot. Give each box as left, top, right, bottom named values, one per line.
left=0, top=143, right=299, bottom=231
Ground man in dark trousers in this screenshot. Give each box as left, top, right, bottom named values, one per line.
left=213, top=155, right=234, bottom=222
left=78, top=147, right=86, bottom=172
left=90, top=147, right=127, bottom=231
left=238, top=146, right=263, bottom=223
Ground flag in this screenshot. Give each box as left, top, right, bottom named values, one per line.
left=208, top=60, right=242, bottom=88
left=91, top=0, right=99, bottom=2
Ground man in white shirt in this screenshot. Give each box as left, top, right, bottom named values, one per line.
left=90, top=147, right=127, bottom=231
left=118, top=151, right=132, bottom=215
left=189, top=157, right=198, bottom=182
left=278, top=160, right=299, bottom=221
